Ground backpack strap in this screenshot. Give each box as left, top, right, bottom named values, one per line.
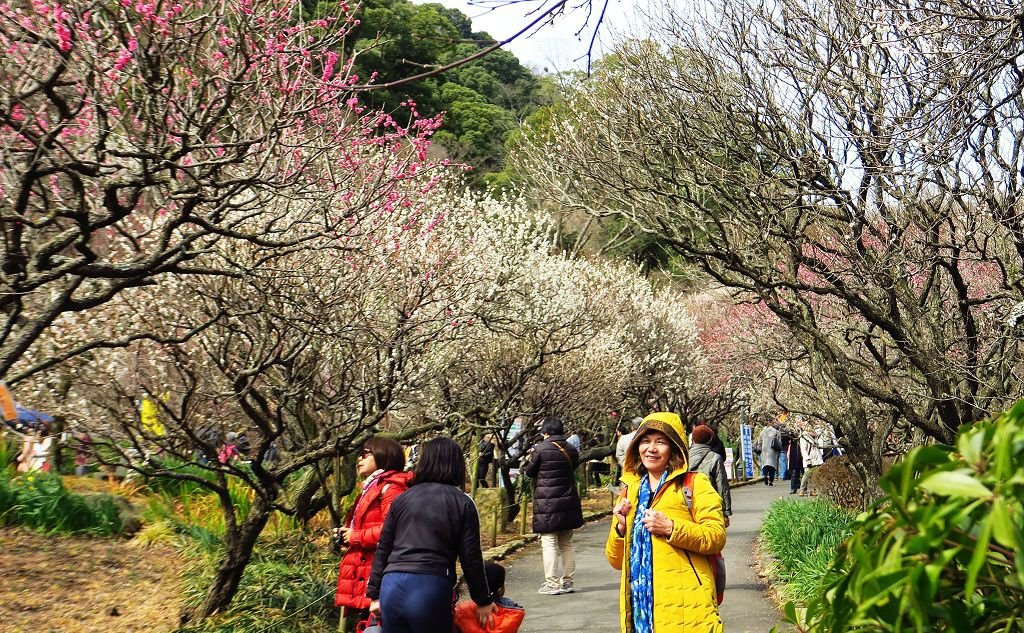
left=551, top=441, right=573, bottom=464
left=682, top=471, right=696, bottom=519
left=682, top=471, right=725, bottom=604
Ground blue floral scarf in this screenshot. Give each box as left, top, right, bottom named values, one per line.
left=629, top=471, right=667, bottom=633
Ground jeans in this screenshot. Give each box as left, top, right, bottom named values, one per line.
left=379, top=571, right=454, bottom=633
left=540, top=530, right=575, bottom=586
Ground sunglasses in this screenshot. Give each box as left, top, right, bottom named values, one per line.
left=358, top=448, right=373, bottom=458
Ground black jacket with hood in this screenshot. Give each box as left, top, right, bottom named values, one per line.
left=524, top=435, right=584, bottom=534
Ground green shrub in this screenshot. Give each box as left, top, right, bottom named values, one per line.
left=760, top=499, right=856, bottom=603
left=0, top=471, right=15, bottom=520
left=144, top=457, right=217, bottom=497
left=0, top=435, right=17, bottom=472
left=0, top=470, right=124, bottom=535
left=789, top=400, right=1024, bottom=633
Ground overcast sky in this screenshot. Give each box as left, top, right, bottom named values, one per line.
left=420, top=0, right=645, bottom=73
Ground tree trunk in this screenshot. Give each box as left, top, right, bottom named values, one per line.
left=294, top=454, right=357, bottom=524
left=498, top=462, right=520, bottom=523
left=194, top=497, right=273, bottom=619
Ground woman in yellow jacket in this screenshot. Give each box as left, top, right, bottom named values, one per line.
left=605, top=412, right=726, bottom=633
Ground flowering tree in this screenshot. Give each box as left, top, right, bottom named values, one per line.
left=0, top=0, right=441, bottom=386
left=0, top=0, right=469, bottom=617
left=20, top=170, right=482, bottom=617
left=423, top=197, right=619, bottom=465
left=616, top=287, right=712, bottom=424
left=509, top=1, right=1024, bottom=484
left=418, top=195, right=707, bottom=493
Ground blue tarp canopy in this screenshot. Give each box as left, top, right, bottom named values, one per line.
left=3, top=404, right=54, bottom=433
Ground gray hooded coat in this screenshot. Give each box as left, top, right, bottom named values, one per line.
left=757, top=425, right=782, bottom=471
left=687, top=443, right=732, bottom=517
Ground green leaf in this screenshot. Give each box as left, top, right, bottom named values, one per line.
left=784, top=600, right=798, bottom=624
left=919, top=471, right=993, bottom=498
left=964, top=515, right=993, bottom=596
left=990, top=498, right=1020, bottom=550
left=957, top=427, right=986, bottom=465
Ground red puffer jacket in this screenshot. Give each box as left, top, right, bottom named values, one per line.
left=334, top=470, right=413, bottom=609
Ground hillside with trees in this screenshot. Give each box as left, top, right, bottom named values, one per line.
left=303, top=0, right=547, bottom=184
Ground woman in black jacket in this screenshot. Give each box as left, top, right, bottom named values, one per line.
left=368, top=437, right=494, bottom=632
left=524, top=416, right=584, bottom=595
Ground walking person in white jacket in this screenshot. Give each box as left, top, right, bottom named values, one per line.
left=615, top=417, right=642, bottom=474
left=799, top=426, right=825, bottom=495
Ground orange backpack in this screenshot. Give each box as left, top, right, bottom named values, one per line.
left=682, top=471, right=726, bottom=605
left=453, top=600, right=525, bottom=633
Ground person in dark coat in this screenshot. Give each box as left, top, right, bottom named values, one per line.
left=475, top=434, right=495, bottom=488
left=784, top=428, right=804, bottom=494
left=523, top=416, right=583, bottom=595
left=368, top=437, right=494, bottom=632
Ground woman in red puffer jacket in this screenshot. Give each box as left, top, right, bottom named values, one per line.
left=334, top=436, right=412, bottom=627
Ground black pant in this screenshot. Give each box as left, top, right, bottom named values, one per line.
left=588, top=461, right=610, bottom=486
left=789, top=466, right=803, bottom=493
left=762, top=465, right=777, bottom=485
left=475, top=459, right=492, bottom=488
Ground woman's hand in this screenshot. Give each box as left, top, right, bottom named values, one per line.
left=641, top=509, right=674, bottom=538
left=333, top=526, right=351, bottom=545
left=477, top=602, right=495, bottom=627
left=369, top=600, right=380, bottom=616
left=613, top=497, right=632, bottom=536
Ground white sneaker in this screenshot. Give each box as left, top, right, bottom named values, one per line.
left=560, top=580, right=575, bottom=594
left=538, top=582, right=563, bottom=595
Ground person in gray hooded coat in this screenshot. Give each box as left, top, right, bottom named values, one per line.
left=757, top=422, right=782, bottom=485
left=687, top=425, right=732, bottom=527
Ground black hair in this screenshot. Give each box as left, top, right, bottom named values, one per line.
left=413, top=437, right=466, bottom=488
left=485, top=561, right=505, bottom=599
left=540, top=416, right=564, bottom=436
left=362, top=436, right=405, bottom=472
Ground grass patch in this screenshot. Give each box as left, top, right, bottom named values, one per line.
left=0, top=469, right=124, bottom=536
left=759, top=498, right=856, bottom=603
left=177, top=530, right=339, bottom=633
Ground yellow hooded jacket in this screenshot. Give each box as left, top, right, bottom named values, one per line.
left=605, top=412, right=726, bottom=633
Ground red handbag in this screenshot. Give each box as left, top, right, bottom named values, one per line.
left=357, top=613, right=381, bottom=633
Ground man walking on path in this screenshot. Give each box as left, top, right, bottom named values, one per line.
left=502, top=481, right=792, bottom=632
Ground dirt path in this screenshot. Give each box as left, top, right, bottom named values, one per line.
left=0, top=527, right=184, bottom=633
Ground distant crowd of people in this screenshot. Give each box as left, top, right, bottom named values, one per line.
left=2, top=420, right=264, bottom=478
left=756, top=414, right=839, bottom=494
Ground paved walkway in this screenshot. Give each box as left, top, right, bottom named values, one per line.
left=503, top=481, right=792, bottom=632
